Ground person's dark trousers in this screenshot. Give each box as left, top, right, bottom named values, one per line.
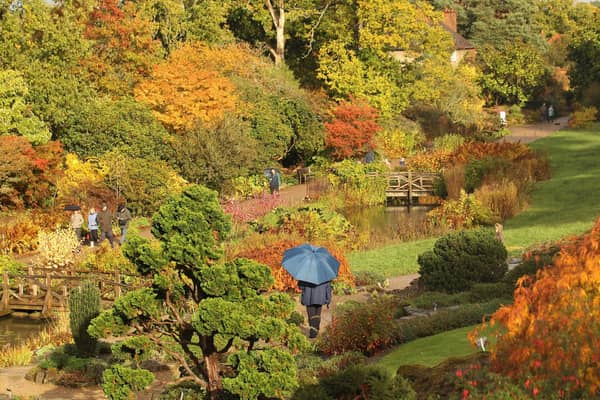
left=306, top=305, right=322, bottom=338
left=100, top=230, right=115, bottom=248
left=89, top=229, right=99, bottom=246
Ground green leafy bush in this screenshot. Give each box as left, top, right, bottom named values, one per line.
left=69, top=281, right=100, bottom=355
left=503, top=244, right=560, bottom=285
left=409, top=291, right=472, bottom=310
left=433, top=134, right=465, bottom=152
left=428, top=190, right=495, bottom=229
left=293, top=364, right=416, bottom=400
left=320, top=296, right=401, bottom=355
left=464, top=157, right=511, bottom=193
left=102, top=365, right=154, bottom=400
left=398, top=300, right=505, bottom=342
left=327, top=160, right=388, bottom=206
left=418, top=229, right=508, bottom=293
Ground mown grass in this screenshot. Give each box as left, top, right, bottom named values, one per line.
left=376, top=325, right=478, bottom=373
left=349, top=124, right=600, bottom=276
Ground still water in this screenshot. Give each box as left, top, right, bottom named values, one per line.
left=342, top=205, right=436, bottom=247
left=0, top=317, right=46, bottom=347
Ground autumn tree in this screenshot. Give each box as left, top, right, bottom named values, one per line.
left=0, top=135, right=63, bottom=209
left=89, top=185, right=308, bottom=399
left=325, top=100, right=381, bottom=160
left=134, top=44, right=239, bottom=132
left=83, top=0, right=163, bottom=95
left=480, top=218, right=600, bottom=398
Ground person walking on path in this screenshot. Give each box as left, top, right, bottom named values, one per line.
left=88, top=207, right=99, bottom=247
left=269, top=168, right=281, bottom=195
left=548, top=104, right=555, bottom=123
left=116, top=204, right=132, bottom=245
left=540, top=103, right=548, bottom=123
left=298, top=280, right=332, bottom=338
left=70, top=209, right=84, bottom=242
left=97, top=203, right=114, bottom=248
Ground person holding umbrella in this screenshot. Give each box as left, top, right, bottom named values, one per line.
left=282, top=244, right=340, bottom=339
left=299, top=280, right=332, bottom=338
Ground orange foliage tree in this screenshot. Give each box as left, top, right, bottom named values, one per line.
left=83, top=0, right=162, bottom=95
left=134, top=44, right=239, bottom=132
left=324, top=100, right=381, bottom=161
left=232, top=237, right=355, bottom=292
left=0, top=136, right=63, bottom=209
left=475, top=219, right=600, bottom=398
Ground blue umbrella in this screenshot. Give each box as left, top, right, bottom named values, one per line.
left=282, top=244, right=340, bottom=285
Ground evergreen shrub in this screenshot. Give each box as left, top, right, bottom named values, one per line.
left=69, top=281, right=100, bottom=355
left=418, top=229, right=508, bottom=293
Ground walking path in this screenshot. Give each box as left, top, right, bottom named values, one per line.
left=500, top=116, right=568, bottom=143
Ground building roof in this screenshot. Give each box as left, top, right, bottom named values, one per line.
left=441, top=23, right=475, bottom=51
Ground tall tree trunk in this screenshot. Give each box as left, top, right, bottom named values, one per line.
left=205, top=352, right=222, bottom=400
left=266, top=0, right=285, bottom=66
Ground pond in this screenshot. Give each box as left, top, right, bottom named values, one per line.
left=0, top=316, right=46, bottom=347
left=342, top=205, right=438, bottom=247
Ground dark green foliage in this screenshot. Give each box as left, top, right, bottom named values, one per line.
left=90, top=184, right=307, bottom=399
left=69, top=281, right=100, bottom=356
left=409, top=291, right=473, bottom=310
left=418, top=230, right=508, bottom=293
left=464, top=157, right=511, bottom=193
left=502, top=245, right=560, bottom=285
left=433, top=176, right=448, bottom=198
left=172, top=115, right=260, bottom=190
left=467, top=282, right=513, bottom=302
left=102, top=365, right=154, bottom=400
left=397, top=300, right=505, bottom=342
left=293, top=364, right=417, bottom=400
left=150, top=185, right=231, bottom=268
left=160, top=381, right=207, bottom=399
left=59, top=97, right=173, bottom=161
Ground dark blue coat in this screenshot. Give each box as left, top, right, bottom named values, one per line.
left=299, top=281, right=332, bottom=306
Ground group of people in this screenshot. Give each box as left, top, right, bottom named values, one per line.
left=70, top=203, right=132, bottom=248
left=540, top=102, right=556, bottom=123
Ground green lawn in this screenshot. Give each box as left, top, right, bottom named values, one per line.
left=376, top=325, right=479, bottom=373
left=349, top=124, right=600, bottom=276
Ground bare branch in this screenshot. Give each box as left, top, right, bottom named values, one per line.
left=302, top=0, right=333, bottom=59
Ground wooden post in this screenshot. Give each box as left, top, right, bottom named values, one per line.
left=1, top=271, right=9, bottom=311
left=407, top=171, right=412, bottom=206
left=42, top=273, right=52, bottom=316
left=114, top=272, right=121, bottom=299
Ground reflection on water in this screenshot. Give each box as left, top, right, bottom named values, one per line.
left=342, top=206, right=437, bottom=247
left=0, top=317, right=46, bottom=347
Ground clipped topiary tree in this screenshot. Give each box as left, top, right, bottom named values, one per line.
left=89, top=185, right=308, bottom=400
left=418, top=229, right=507, bottom=293
left=69, top=280, right=101, bottom=355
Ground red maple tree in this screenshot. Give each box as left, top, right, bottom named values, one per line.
left=324, top=100, right=381, bottom=161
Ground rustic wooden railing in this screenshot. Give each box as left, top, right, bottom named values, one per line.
left=368, top=171, right=439, bottom=202
left=0, top=267, right=145, bottom=316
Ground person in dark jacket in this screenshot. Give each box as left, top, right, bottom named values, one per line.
left=298, top=280, right=332, bottom=338
left=97, top=203, right=114, bottom=248
left=116, top=204, right=132, bottom=245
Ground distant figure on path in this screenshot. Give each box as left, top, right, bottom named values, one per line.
left=540, top=103, right=548, bottom=123
left=499, top=111, right=507, bottom=127
left=88, top=208, right=99, bottom=247
left=548, top=104, right=555, bottom=123
left=299, top=280, right=332, bottom=338
left=97, top=203, right=114, bottom=248
left=269, top=168, right=281, bottom=195
left=116, top=204, right=132, bottom=245
left=70, top=209, right=84, bottom=242
left=495, top=223, right=504, bottom=243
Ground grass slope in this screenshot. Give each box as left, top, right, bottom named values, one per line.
left=349, top=124, right=600, bottom=276
left=376, top=325, right=478, bottom=373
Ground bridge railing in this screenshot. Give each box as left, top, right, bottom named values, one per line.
left=0, top=267, right=146, bottom=316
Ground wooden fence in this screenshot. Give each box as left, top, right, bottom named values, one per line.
left=0, top=267, right=143, bottom=316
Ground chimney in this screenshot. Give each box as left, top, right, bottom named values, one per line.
left=443, top=9, right=457, bottom=33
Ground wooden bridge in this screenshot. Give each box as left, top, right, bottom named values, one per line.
left=370, top=171, right=439, bottom=203
left=0, top=267, right=144, bottom=317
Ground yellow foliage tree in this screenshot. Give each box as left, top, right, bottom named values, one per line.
left=56, top=153, right=113, bottom=207
left=134, top=44, right=239, bottom=132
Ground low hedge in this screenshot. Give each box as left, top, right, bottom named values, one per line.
left=398, top=299, right=507, bottom=343
left=409, top=283, right=513, bottom=310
